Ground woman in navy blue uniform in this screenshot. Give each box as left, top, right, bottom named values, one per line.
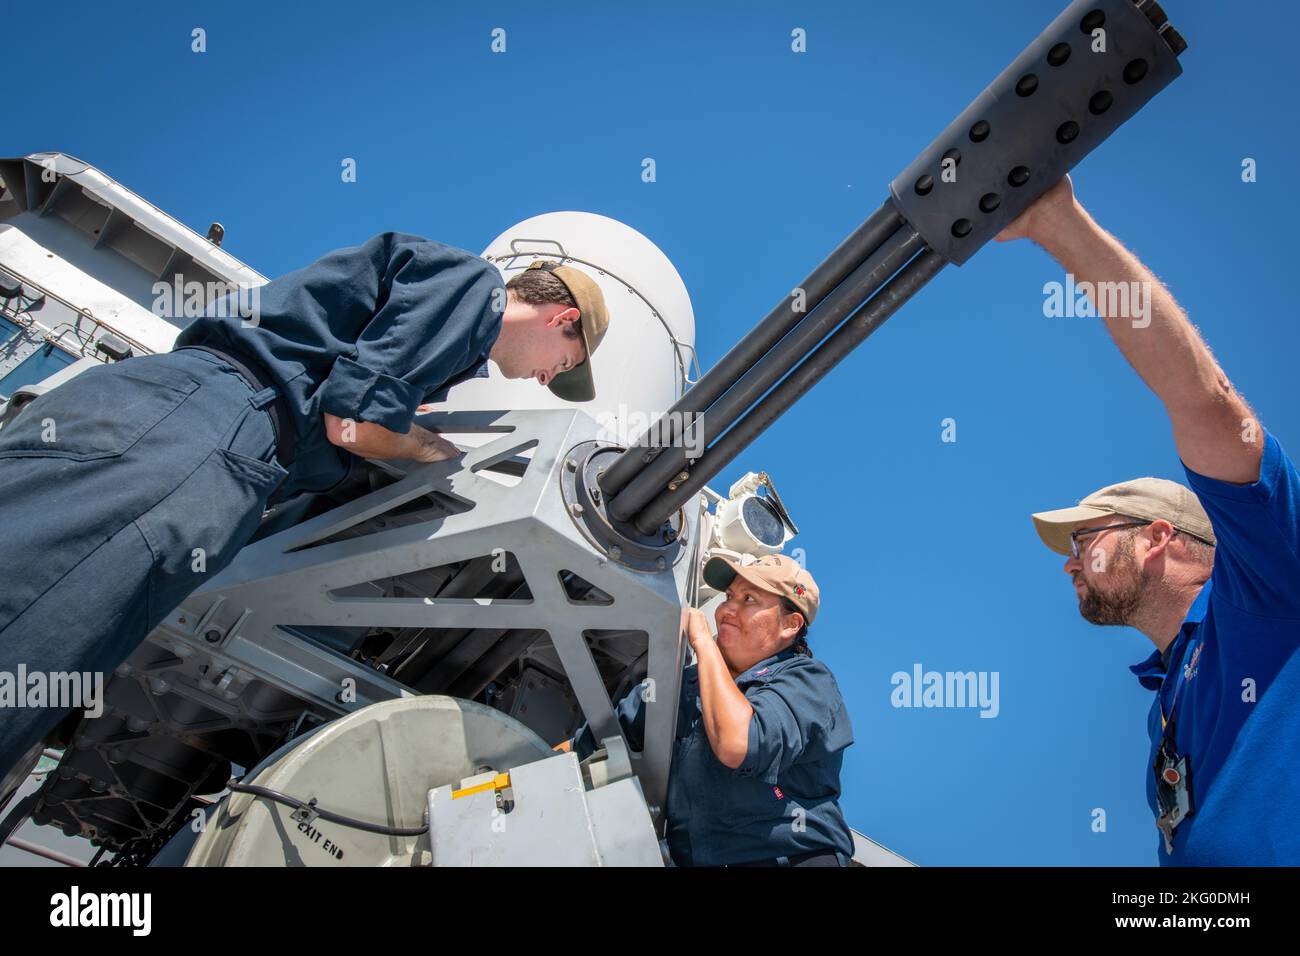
left=564, top=553, right=856, bottom=867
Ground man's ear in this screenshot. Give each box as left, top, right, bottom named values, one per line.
left=546, top=306, right=581, bottom=329
left=1145, top=519, right=1177, bottom=559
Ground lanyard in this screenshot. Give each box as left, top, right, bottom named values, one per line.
left=1153, top=634, right=1201, bottom=852
left=1159, top=637, right=1199, bottom=738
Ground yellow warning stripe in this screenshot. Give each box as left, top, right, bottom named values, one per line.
left=451, top=772, right=511, bottom=800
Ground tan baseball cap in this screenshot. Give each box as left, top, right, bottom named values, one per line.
left=1030, top=477, right=1216, bottom=556
left=522, top=260, right=610, bottom=402
left=702, top=553, right=820, bottom=626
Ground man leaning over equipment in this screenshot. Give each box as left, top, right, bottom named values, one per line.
left=0, top=236, right=609, bottom=780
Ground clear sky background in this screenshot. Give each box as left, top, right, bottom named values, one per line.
left=7, top=0, right=1295, bottom=865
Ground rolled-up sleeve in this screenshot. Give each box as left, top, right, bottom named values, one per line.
left=312, top=233, right=504, bottom=431
left=735, top=659, right=850, bottom=784
left=318, top=354, right=424, bottom=430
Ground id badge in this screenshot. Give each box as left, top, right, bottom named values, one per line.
left=1154, top=753, right=1193, bottom=855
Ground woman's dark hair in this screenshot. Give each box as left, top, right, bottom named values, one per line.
left=778, top=597, right=812, bottom=658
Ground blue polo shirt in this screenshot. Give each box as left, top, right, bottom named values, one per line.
left=175, top=232, right=504, bottom=498
left=1128, top=430, right=1300, bottom=864
left=571, top=648, right=855, bottom=866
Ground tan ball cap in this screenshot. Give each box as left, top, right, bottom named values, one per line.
left=702, top=553, right=820, bottom=626
left=1030, top=476, right=1216, bottom=557
left=523, top=260, right=610, bottom=402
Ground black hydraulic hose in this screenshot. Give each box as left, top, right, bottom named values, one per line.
left=227, top=781, right=429, bottom=837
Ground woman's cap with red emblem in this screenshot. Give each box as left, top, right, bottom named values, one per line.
left=702, top=553, right=819, bottom=625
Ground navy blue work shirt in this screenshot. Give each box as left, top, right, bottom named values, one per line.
left=571, top=647, right=856, bottom=866
left=174, top=232, right=504, bottom=498
left=1128, top=430, right=1300, bottom=864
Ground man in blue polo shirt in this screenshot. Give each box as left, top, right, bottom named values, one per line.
left=1004, top=177, right=1300, bottom=864
left=0, top=233, right=610, bottom=780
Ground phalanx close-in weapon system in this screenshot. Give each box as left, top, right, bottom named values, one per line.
left=0, top=0, right=1185, bottom=866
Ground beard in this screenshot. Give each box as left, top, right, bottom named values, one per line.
left=1075, top=532, right=1146, bottom=626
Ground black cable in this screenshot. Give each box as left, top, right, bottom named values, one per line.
left=227, top=782, right=429, bottom=837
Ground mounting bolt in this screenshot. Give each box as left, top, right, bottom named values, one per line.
left=564, top=458, right=577, bottom=472
left=663, top=527, right=678, bottom=543
left=609, top=545, right=622, bottom=560
left=204, top=629, right=222, bottom=644
left=570, top=503, right=585, bottom=517
left=656, top=556, right=667, bottom=570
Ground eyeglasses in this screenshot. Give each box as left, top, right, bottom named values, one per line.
left=1069, top=521, right=1148, bottom=559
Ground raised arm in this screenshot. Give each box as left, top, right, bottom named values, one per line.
left=998, top=177, right=1262, bottom=485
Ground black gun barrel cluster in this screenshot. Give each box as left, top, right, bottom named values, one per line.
left=598, top=0, right=1185, bottom=539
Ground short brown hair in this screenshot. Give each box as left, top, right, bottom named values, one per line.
left=505, top=270, right=583, bottom=340
left=1179, top=530, right=1216, bottom=567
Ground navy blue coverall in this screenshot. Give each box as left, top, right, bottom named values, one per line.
left=0, top=233, right=503, bottom=776
left=571, top=647, right=856, bottom=866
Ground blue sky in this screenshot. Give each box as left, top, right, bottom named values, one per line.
left=8, top=0, right=1295, bottom=865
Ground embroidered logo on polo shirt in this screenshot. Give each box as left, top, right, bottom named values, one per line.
left=773, top=786, right=785, bottom=800
left=1183, top=643, right=1203, bottom=682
